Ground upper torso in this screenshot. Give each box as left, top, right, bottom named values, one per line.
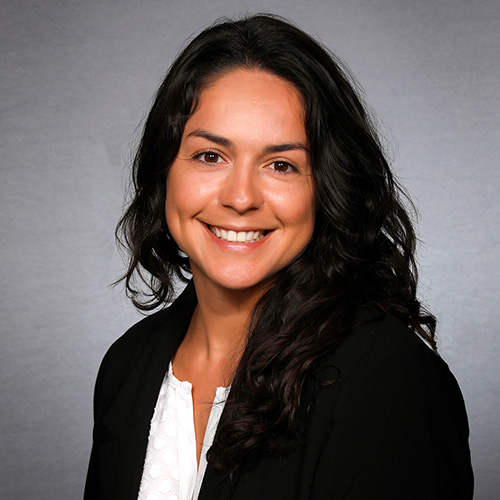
left=85, top=283, right=473, bottom=500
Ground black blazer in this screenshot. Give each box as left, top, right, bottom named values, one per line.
left=84, top=283, right=473, bottom=499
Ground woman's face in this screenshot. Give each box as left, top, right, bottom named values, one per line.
left=165, top=68, right=315, bottom=295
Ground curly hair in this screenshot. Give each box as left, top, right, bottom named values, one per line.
left=116, top=14, right=436, bottom=474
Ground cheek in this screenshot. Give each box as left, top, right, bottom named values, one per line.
left=164, top=183, right=192, bottom=254
left=294, top=190, right=316, bottom=244
left=165, top=173, right=185, bottom=232
left=165, top=172, right=193, bottom=218
left=168, top=169, right=217, bottom=204
left=272, top=185, right=316, bottom=230
left=165, top=171, right=216, bottom=229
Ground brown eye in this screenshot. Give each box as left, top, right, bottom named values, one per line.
left=193, top=151, right=224, bottom=164
left=202, top=152, right=221, bottom=163
left=271, top=161, right=295, bottom=173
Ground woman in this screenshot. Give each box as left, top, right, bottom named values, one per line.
left=84, top=14, right=473, bottom=500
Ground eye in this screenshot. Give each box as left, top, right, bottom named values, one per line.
left=193, top=151, right=224, bottom=164
left=269, top=160, right=297, bottom=174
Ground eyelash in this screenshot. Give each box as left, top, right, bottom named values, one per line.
left=192, top=150, right=299, bottom=175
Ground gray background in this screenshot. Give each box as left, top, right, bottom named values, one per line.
left=1, top=0, right=499, bottom=498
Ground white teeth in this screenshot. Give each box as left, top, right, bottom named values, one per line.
left=209, top=226, right=266, bottom=243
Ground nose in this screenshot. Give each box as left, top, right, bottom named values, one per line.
left=218, top=162, right=264, bottom=213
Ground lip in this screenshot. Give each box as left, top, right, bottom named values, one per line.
left=205, top=223, right=273, bottom=244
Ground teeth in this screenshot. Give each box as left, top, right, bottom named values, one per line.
left=209, top=226, right=266, bottom=243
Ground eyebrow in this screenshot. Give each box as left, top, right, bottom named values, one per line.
left=186, top=129, right=309, bottom=154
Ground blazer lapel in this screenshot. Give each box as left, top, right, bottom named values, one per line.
left=97, top=283, right=197, bottom=499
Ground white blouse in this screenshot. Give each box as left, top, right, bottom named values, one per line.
left=137, top=363, right=229, bottom=500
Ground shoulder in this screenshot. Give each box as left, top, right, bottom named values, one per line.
left=311, top=307, right=470, bottom=445
left=92, top=282, right=197, bottom=413
left=327, top=308, right=453, bottom=388
left=101, top=282, right=196, bottom=369
left=306, top=309, right=473, bottom=498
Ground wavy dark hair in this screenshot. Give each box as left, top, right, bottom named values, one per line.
left=116, top=14, right=436, bottom=474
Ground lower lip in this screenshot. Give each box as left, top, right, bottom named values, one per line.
left=204, top=224, right=271, bottom=251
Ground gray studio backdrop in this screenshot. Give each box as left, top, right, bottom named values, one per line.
left=1, top=0, right=499, bottom=498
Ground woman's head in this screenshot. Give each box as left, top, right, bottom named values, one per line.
left=120, top=14, right=416, bottom=313
left=165, top=67, right=316, bottom=295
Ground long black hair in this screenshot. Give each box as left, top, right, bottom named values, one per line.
left=116, top=14, right=436, bottom=474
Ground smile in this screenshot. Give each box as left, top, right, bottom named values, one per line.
left=208, top=225, right=269, bottom=243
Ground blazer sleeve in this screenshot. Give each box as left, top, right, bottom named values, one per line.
left=309, top=324, right=473, bottom=500
left=84, top=345, right=113, bottom=499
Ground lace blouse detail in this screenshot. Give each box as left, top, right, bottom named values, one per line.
left=137, top=363, right=229, bottom=500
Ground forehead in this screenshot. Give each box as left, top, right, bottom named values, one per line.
left=199, top=68, right=303, bottom=105
left=184, top=68, right=307, bottom=145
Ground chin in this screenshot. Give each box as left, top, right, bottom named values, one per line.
left=204, top=270, right=276, bottom=293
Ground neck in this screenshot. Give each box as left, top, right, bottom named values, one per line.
left=173, top=266, right=269, bottom=386
left=188, top=273, right=269, bottom=359
left=172, top=270, right=272, bottom=386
